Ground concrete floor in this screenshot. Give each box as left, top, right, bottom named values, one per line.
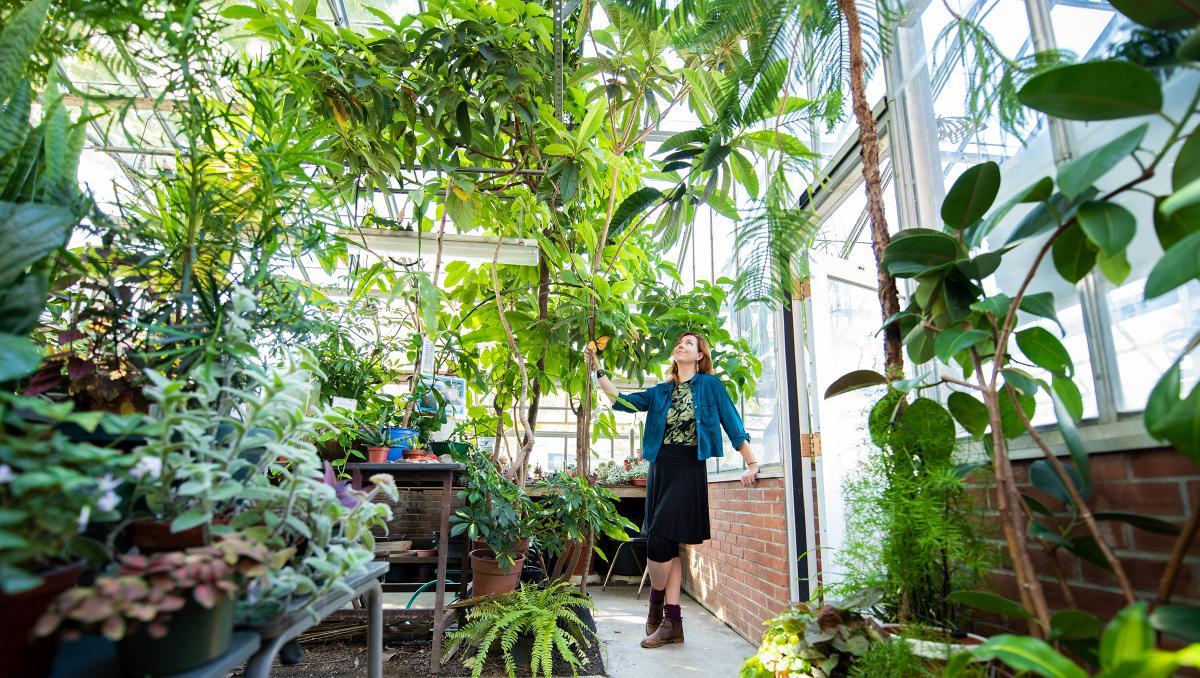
left=590, top=585, right=754, bottom=677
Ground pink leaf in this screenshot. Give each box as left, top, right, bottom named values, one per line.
left=101, top=615, right=125, bottom=641
left=193, top=584, right=215, bottom=609
left=147, top=622, right=169, bottom=639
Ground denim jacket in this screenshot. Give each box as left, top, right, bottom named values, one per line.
left=614, top=372, right=751, bottom=462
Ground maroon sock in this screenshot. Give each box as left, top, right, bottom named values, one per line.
left=664, top=603, right=681, bottom=621
left=649, top=587, right=665, bottom=605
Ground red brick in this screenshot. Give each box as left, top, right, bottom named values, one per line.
left=1129, top=449, right=1197, bottom=479
left=1091, top=453, right=1131, bottom=482
left=1132, top=527, right=1196, bottom=554
left=1092, top=480, right=1186, bottom=516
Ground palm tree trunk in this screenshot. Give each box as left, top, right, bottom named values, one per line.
left=837, top=0, right=904, bottom=377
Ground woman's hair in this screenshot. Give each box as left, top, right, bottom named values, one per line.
left=667, top=332, right=713, bottom=384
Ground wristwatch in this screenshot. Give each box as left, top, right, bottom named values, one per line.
left=594, top=369, right=607, bottom=378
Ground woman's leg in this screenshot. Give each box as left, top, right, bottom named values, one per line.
left=647, top=558, right=673, bottom=591
left=665, top=556, right=683, bottom=605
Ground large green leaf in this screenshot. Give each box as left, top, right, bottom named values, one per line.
left=1144, top=230, right=1200, bottom=299
left=1153, top=199, right=1200, bottom=251
left=999, top=386, right=1036, bottom=438
left=1058, top=125, right=1147, bottom=199
left=1144, top=361, right=1181, bottom=439
left=823, top=370, right=887, bottom=399
left=1149, top=604, right=1200, bottom=643
left=1179, top=25, right=1200, bottom=61
left=1050, top=610, right=1103, bottom=642
left=0, top=333, right=40, bottom=382
left=1153, top=382, right=1200, bottom=462
left=1174, top=125, right=1200, bottom=191
left=1101, top=603, right=1153, bottom=671
left=0, top=0, right=50, bottom=103
left=881, top=228, right=961, bottom=277
left=967, top=176, right=1053, bottom=247
left=0, top=202, right=75, bottom=288
left=1093, top=511, right=1181, bottom=536
left=947, top=591, right=1034, bottom=620
left=1019, top=292, right=1064, bottom=334
left=1052, top=224, right=1098, bottom=284
left=1052, top=373, right=1084, bottom=422
left=728, top=149, right=758, bottom=199
left=1051, top=389, right=1090, bottom=493
left=607, top=187, right=663, bottom=240
left=655, top=128, right=710, bottom=156
left=935, top=328, right=990, bottom=364
left=1109, top=0, right=1200, bottom=31
left=1031, top=458, right=1084, bottom=505
left=1161, top=176, right=1200, bottom=216
left=1077, top=201, right=1136, bottom=255
left=943, top=161, right=1001, bottom=231
left=971, top=635, right=1089, bottom=678
left=1018, top=62, right=1163, bottom=121
left=1006, top=189, right=1097, bottom=246
left=1097, top=250, right=1132, bottom=286
left=948, top=391, right=989, bottom=438
left=0, top=79, right=31, bottom=164
left=1016, top=326, right=1074, bottom=376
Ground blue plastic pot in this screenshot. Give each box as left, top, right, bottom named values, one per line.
left=387, top=427, right=418, bottom=448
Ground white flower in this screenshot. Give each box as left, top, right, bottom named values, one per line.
left=98, top=474, right=121, bottom=493
left=97, top=491, right=120, bottom=513
left=77, top=505, right=91, bottom=532
left=0, top=464, right=13, bottom=484
left=129, top=457, right=162, bottom=480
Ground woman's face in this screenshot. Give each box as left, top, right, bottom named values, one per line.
left=672, top=334, right=703, bottom=367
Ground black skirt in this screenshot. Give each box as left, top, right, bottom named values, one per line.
left=642, top=444, right=710, bottom=544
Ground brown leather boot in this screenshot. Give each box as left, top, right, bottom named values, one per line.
left=645, top=598, right=664, bottom=636
left=640, top=617, right=684, bottom=648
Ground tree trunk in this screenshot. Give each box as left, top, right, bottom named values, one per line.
left=838, top=0, right=904, bottom=377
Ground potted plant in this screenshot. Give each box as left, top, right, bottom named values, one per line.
left=36, top=535, right=270, bottom=675
left=530, top=471, right=638, bottom=582
left=0, top=394, right=130, bottom=677
left=627, top=458, right=648, bottom=487
left=740, top=590, right=887, bottom=677
left=449, top=446, right=535, bottom=595
left=355, top=422, right=392, bottom=464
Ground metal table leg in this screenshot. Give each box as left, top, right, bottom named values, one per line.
left=367, top=579, right=383, bottom=678
left=243, top=635, right=289, bottom=678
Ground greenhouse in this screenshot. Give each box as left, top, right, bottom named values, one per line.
left=1, top=0, right=1198, bottom=675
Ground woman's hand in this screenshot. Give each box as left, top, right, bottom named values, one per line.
left=740, top=464, right=759, bottom=487
left=584, top=347, right=601, bottom=372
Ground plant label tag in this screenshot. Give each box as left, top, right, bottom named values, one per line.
left=330, top=397, right=358, bottom=411
left=420, top=337, right=435, bottom=374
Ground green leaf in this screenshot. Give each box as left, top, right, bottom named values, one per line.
left=0, top=528, right=29, bottom=549
left=1058, top=126, right=1148, bottom=199
left=1019, top=292, right=1063, bottom=335
left=1144, top=362, right=1181, bottom=438
left=1018, top=61, right=1163, bottom=121
left=0, top=334, right=40, bottom=382
left=948, top=391, right=989, bottom=438
left=1154, top=199, right=1200, bottom=250
left=1050, top=610, right=1103, bottom=641
left=1007, top=189, right=1097, bottom=246
left=1154, top=382, right=1200, bottom=463
left=0, top=0, right=50, bottom=103
left=728, top=149, right=758, bottom=199
left=608, top=187, right=663, bottom=240
left=935, top=328, right=990, bottom=363
left=999, top=386, right=1036, bottom=438
left=455, top=100, right=471, bottom=143
left=1077, top=201, right=1136, bottom=254
left=1097, top=249, right=1131, bottom=286
left=577, top=99, right=607, bottom=144
left=823, top=370, right=887, bottom=399
left=1052, top=224, right=1098, bottom=284
left=967, top=176, right=1054, bottom=247
left=654, top=128, right=710, bottom=156
left=170, top=509, right=212, bottom=533
left=1149, top=604, right=1200, bottom=643
left=1144, top=230, right=1200, bottom=299
left=542, top=143, right=573, bottom=156
left=1161, top=175, right=1200, bottom=216
left=1052, top=374, right=1084, bottom=422
left=972, top=293, right=1012, bottom=318
left=1109, top=0, right=1200, bottom=31
left=0, top=202, right=76, bottom=288
left=1051, top=389, right=1090, bottom=493
left=1003, top=368, right=1041, bottom=398
left=221, top=4, right=268, bottom=20
left=445, top=188, right=475, bottom=230
left=1179, top=24, right=1200, bottom=61
left=1093, top=511, right=1181, bottom=536
left=1100, top=603, right=1153, bottom=671
left=0, top=564, right=42, bottom=594
left=1173, top=124, right=1200, bottom=191
left=943, top=161, right=1001, bottom=231
left=971, top=635, right=1088, bottom=678
left=947, top=591, right=1035, bottom=620
left=1030, top=459, right=1077, bottom=505
left=1016, top=326, right=1074, bottom=376
left=881, top=229, right=961, bottom=277
left=1067, top=535, right=1111, bottom=571
left=903, top=325, right=936, bottom=364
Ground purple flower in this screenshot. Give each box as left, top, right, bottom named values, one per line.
left=322, top=462, right=363, bottom=510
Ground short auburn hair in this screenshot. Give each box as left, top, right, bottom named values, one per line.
left=667, top=332, right=713, bottom=384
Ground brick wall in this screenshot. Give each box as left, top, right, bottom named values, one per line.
left=976, top=447, right=1200, bottom=634
left=681, top=477, right=792, bottom=643
left=374, top=488, right=464, bottom=544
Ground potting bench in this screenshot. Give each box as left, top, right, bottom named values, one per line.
left=242, top=560, right=388, bottom=678
left=348, top=461, right=466, bottom=674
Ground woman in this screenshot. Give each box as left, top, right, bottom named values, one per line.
left=585, top=332, right=759, bottom=649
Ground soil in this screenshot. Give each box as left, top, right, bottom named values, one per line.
left=230, top=621, right=605, bottom=677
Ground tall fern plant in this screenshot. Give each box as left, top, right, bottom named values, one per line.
left=445, top=581, right=598, bottom=678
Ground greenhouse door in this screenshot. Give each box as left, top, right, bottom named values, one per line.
left=791, top=251, right=886, bottom=592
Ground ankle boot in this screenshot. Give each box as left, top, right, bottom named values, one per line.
left=640, top=617, right=684, bottom=648
left=645, top=598, right=664, bottom=636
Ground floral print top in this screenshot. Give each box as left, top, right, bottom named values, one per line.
left=663, top=380, right=698, bottom=446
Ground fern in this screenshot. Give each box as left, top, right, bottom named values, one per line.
left=446, top=581, right=597, bottom=678
left=0, top=0, right=51, bottom=102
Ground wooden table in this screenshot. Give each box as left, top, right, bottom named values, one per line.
left=348, top=461, right=466, bottom=674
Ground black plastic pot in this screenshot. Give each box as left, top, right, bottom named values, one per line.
left=117, top=592, right=234, bottom=675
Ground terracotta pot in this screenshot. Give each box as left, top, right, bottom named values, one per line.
left=565, top=540, right=595, bottom=576
left=130, top=518, right=208, bottom=553
left=0, top=560, right=84, bottom=678
left=403, top=447, right=425, bottom=459
left=631, top=477, right=647, bottom=487
left=367, top=446, right=390, bottom=463
left=472, top=537, right=531, bottom=556
left=469, top=549, right=525, bottom=597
